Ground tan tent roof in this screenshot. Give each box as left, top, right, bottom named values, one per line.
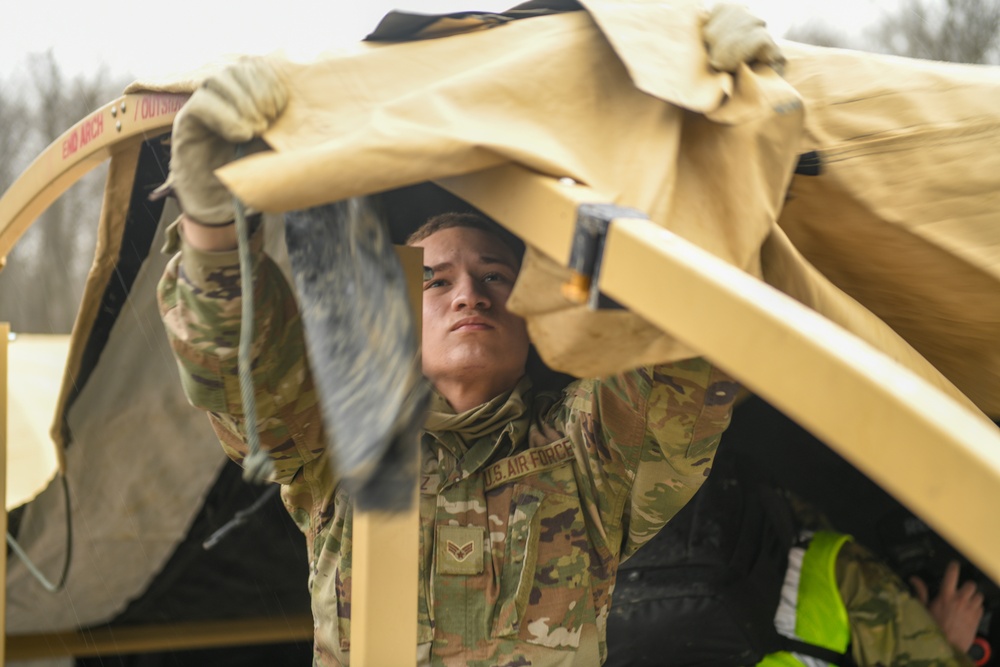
left=119, top=2, right=1000, bottom=420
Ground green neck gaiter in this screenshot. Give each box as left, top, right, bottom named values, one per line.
left=424, top=376, right=532, bottom=466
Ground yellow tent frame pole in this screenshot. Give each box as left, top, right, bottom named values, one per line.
left=0, top=92, right=186, bottom=476
left=7, top=614, right=314, bottom=661
left=437, top=163, right=1000, bottom=584
left=1, top=322, right=8, bottom=665
left=0, top=93, right=187, bottom=263
left=351, top=246, right=423, bottom=666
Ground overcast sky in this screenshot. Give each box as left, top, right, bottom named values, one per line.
left=1, top=0, right=900, bottom=82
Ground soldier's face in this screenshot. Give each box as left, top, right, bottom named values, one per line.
left=415, top=226, right=530, bottom=400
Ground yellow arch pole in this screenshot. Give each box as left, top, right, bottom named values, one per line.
left=438, top=163, right=1000, bottom=584
left=0, top=92, right=187, bottom=263
left=1, top=321, right=8, bottom=665
left=0, top=92, right=186, bottom=475
left=351, top=246, right=422, bottom=667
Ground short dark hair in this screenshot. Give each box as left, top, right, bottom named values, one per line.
left=406, top=211, right=524, bottom=262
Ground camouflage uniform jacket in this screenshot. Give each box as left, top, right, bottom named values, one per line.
left=158, top=222, right=737, bottom=666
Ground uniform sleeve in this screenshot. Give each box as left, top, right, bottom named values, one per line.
left=547, top=357, right=738, bottom=560
left=837, top=541, right=976, bottom=667
left=157, top=217, right=326, bottom=484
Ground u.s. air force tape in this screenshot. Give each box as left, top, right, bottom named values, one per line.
left=484, top=438, right=574, bottom=491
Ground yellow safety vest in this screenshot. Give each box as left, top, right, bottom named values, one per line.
left=758, top=531, right=852, bottom=667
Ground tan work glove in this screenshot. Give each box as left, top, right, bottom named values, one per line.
left=151, top=57, right=288, bottom=225
left=702, top=3, right=785, bottom=73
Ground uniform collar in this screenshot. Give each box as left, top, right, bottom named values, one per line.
left=425, top=376, right=533, bottom=474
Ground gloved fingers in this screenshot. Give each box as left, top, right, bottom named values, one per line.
left=148, top=173, right=176, bottom=202
left=163, top=101, right=241, bottom=223
left=151, top=60, right=285, bottom=224
left=755, top=39, right=786, bottom=70
left=703, top=3, right=785, bottom=73
left=148, top=102, right=225, bottom=206
left=190, top=57, right=288, bottom=143
left=702, top=4, right=765, bottom=40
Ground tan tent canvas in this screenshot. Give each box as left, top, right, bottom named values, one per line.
left=124, top=2, right=1000, bottom=419
left=7, top=334, right=65, bottom=509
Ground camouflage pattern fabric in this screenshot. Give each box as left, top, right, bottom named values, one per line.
left=158, top=219, right=737, bottom=666
left=836, top=541, right=976, bottom=667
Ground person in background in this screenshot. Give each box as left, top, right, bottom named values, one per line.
left=605, top=453, right=985, bottom=667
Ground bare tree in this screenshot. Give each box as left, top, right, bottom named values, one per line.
left=869, top=0, right=1000, bottom=64
left=0, top=52, right=127, bottom=333
left=0, top=83, right=31, bottom=193
left=784, top=22, right=854, bottom=49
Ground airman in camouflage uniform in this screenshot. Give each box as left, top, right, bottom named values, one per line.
left=763, top=535, right=979, bottom=667
left=788, top=497, right=982, bottom=666
left=158, top=213, right=737, bottom=666
left=605, top=464, right=981, bottom=667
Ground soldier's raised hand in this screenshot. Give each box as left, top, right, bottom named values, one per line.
left=152, top=56, right=288, bottom=225
left=702, top=3, right=785, bottom=73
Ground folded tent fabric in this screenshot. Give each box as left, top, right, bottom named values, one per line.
left=776, top=41, right=1000, bottom=416
left=129, top=1, right=1000, bottom=418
